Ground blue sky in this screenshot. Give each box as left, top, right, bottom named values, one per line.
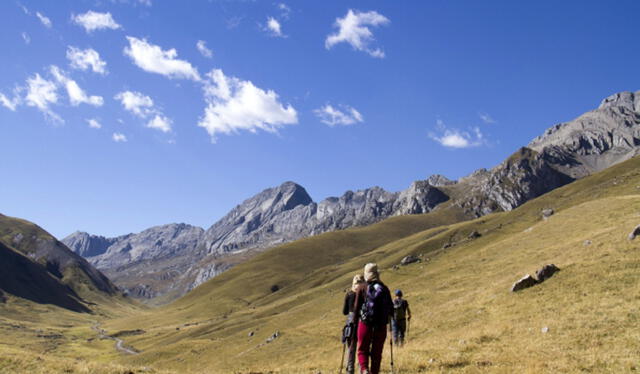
left=1, top=0, right=639, bottom=238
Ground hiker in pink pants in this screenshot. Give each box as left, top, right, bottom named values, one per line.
left=353, top=263, right=393, bottom=374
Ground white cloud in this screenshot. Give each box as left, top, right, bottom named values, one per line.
left=67, top=47, right=107, bottom=74
left=478, top=112, right=496, bottom=124
left=112, top=132, right=127, bottom=142
left=314, top=104, right=363, bottom=126
left=87, top=118, right=102, bottom=129
left=115, top=90, right=172, bottom=132
left=114, top=91, right=154, bottom=117
left=146, top=114, right=172, bottom=132
left=24, top=73, right=62, bottom=123
left=0, top=91, right=21, bottom=111
left=198, top=69, right=298, bottom=142
left=36, top=12, right=52, bottom=28
left=325, top=9, right=389, bottom=58
left=72, top=11, right=121, bottom=33
left=21, top=32, right=30, bottom=45
left=196, top=40, right=213, bottom=58
left=428, top=120, right=485, bottom=149
left=50, top=66, right=103, bottom=107
left=277, top=3, right=291, bottom=19
left=265, top=17, right=284, bottom=37
left=19, top=4, right=30, bottom=15
left=124, top=36, right=200, bottom=80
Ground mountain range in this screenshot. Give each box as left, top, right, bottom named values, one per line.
left=62, top=90, right=640, bottom=302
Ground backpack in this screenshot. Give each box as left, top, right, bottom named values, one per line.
left=359, top=281, right=392, bottom=326
left=393, top=299, right=407, bottom=320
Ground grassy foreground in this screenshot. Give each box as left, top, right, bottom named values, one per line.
left=2, top=156, right=640, bottom=373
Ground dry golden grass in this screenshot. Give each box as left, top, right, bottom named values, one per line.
left=2, top=156, right=640, bottom=373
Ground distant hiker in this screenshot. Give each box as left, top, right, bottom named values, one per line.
left=342, top=274, right=365, bottom=374
left=354, top=263, right=393, bottom=374
left=391, top=289, right=411, bottom=346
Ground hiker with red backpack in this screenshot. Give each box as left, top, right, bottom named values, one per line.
left=353, top=263, right=394, bottom=374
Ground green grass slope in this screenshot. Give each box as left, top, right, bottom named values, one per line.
left=91, top=155, right=640, bottom=373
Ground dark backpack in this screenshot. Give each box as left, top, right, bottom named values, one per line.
left=359, top=281, right=392, bottom=326
left=393, top=299, right=407, bottom=320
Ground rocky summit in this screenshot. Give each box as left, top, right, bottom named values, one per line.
left=63, top=90, right=640, bottom=302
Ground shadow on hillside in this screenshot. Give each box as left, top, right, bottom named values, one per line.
left=0, top=243, right=90, bottom=313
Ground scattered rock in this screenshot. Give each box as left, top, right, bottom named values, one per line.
left=400, top=255, right=420, bottom=266
left=270, top=284, right=280, bottom=293
left=266, top=331, right=280, bottom=343
left=628, top=224, right=640, bottom=240
left=392, top=265, right=400, bottom=271
left=510, top=274, right=537, bottom=292
left=583, top=240, right=592, bottom=246
left=468, top=230, right=481, bottom=239
left=541, top=208, right=554, bottom=220
left=248, top=331, right=254, bottom=337
left=442, top=242, right=452, bottom=249
left=541, top=327, right=549, bottom=333
left=535, top=264, right=560, bottom=282
left=428, top=358, right=436, bottom=364
left=175, top=327, right=180, bottom=331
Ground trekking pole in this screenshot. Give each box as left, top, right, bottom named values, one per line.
left=389, top=320, right=395, bottom=374
left=338, top=342, right=345, bottom=374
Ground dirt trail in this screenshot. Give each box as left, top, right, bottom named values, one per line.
left=91, top=322, right=138, bottom=355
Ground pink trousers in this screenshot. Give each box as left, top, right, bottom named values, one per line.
left=357, top=321, right=387, bottom=374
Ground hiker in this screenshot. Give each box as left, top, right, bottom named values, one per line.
left=342, top=274, right=365, bottom=374
left=391, top=289, right=411, bottom=346
left=353, top=263, right=393, bottom=374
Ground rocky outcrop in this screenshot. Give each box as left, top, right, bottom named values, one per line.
left=511, top=274, right=537, bottom=292
left=63, top=232, right=118, bottom=257
left=528, top=90, right=640, bottom=178
left=535, top=264, right=560, bottom=282
left=628, top=224, right=640, bottom=240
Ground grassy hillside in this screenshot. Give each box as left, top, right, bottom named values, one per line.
left=2, top=156, right=640, bottom=373
left=91, top=155, right=640, bottom=373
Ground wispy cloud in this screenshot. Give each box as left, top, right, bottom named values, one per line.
left=428, top=120, right=486, bottom=149
left=314, top=104, right=363, bottom=126
left=50, top=66, right=104, bottom=107
left=325, top=9, right=389, bottom=58
left=0, top=90, right=22, bottom=111
left=36, top=12, right=52, bottom=28
left=25, top=73, right=62, bottom=123
left=114, top=90, right=172, bottom=132
left=112, top=132, right=127, bottom=142
left=198, top=69, right=297, bottom=142
left=87, top=118, right=102, bottom=129
left=21, top=32, right=31, bottom=45
left=146, top=114, right=172, bottom=133
left=67, top=47, right=107, bottom=74
left=72, top=11, right=121, bottom=33
left=264, top=17, right=284, bottom=37
left=196, top=40, right=213, bottom=58
left=124, top=36, right=200, bottom=80
left=478, top=112, right=496, bottom=124
left=277, top=3, right=291, bottom=19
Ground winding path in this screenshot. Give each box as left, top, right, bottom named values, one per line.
left=91, top=322, right=138, bottom=355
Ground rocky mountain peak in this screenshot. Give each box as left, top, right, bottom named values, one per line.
left=426, top=174, right=456, bottom=187
left=598, top=90, right=640, bottom=112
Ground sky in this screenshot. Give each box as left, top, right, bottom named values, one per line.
left=1, top=0, right=640, bottom=239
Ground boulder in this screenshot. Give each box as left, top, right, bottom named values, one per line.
left=266, top=331, right=280, bottom=343
left=541, top=208, right=554, bottom=220
left=510, top=274, right=537, bottom=292
left=535, top=264, right=560, bottom=282
left=628, top=224, right=640, bottom=240
left=468, top=230, right=481, bottom=239
left=400, top=255, right=420, bottom=266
